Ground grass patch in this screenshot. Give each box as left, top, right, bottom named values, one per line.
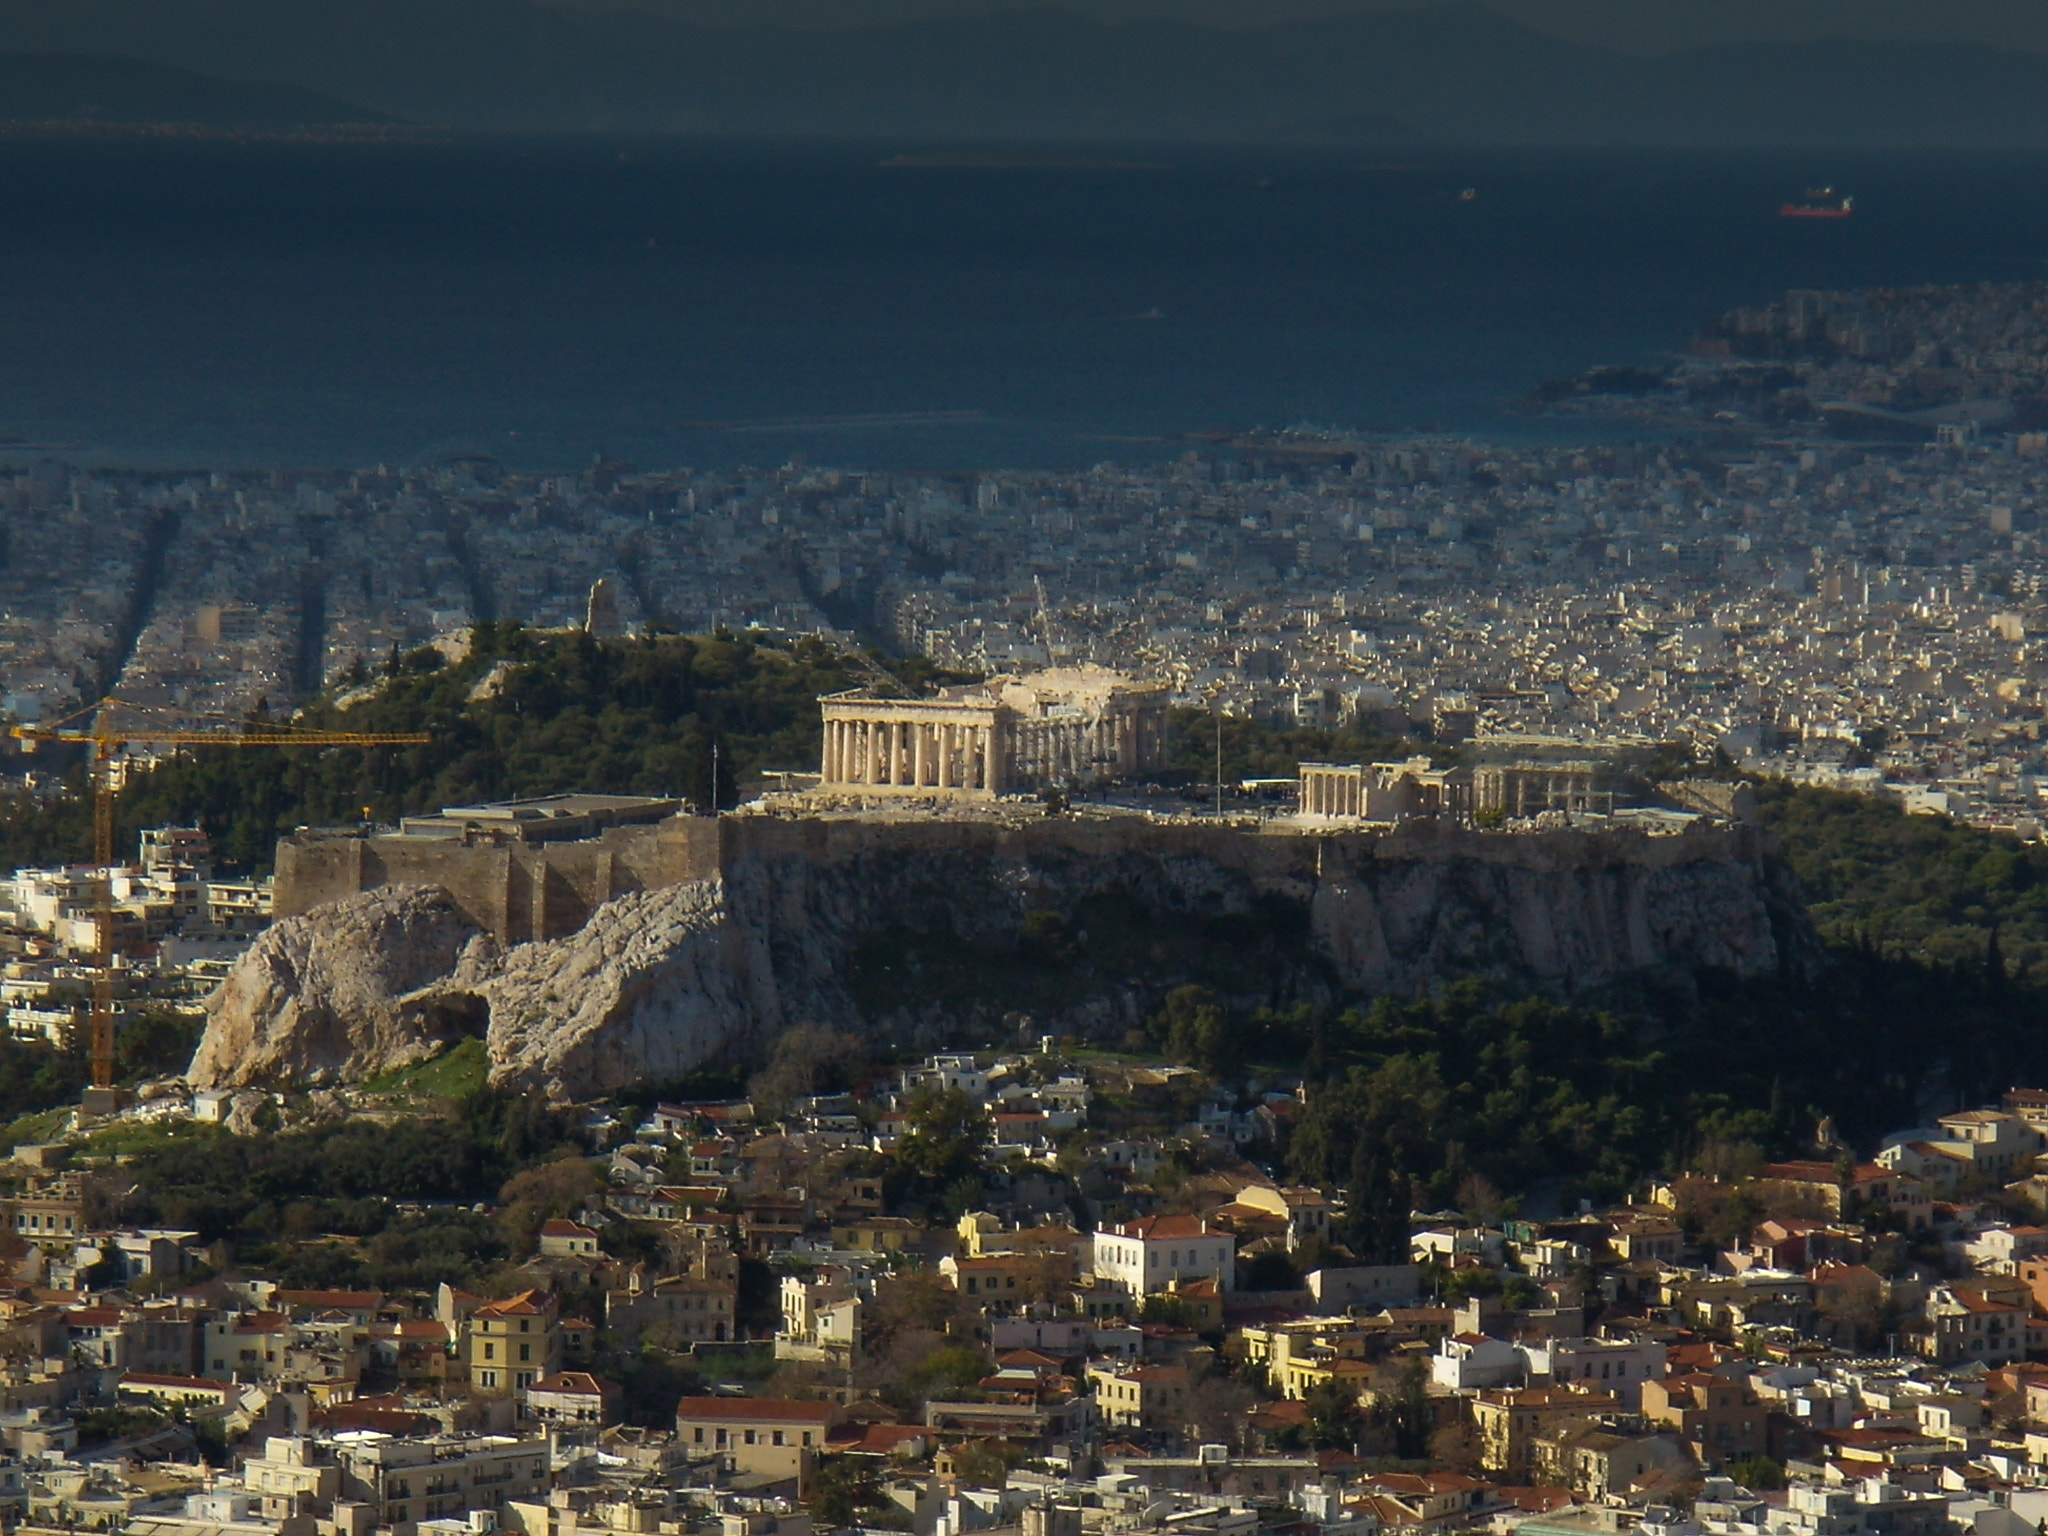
left=80, top=1119, right=219, bottom=1160
left=0, top=1106, right=72, bottom=1156
left=1069, top=1046, right=1164, bottom=1066
left=363, top=1039, right=490, bottom=1099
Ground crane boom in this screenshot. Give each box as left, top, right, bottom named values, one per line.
left=10, top=705, right=429, bottom=1096
left=1033, top=574, right=1060, bottom=662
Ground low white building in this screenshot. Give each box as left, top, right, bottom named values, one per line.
left=1430, top=1333, right=1522, bottom=1391
left=1093, top=1215, right=1235, bottom=1296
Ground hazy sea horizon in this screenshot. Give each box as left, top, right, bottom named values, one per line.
left=3, top=137, right=2047, bottom=473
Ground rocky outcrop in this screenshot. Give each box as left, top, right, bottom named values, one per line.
left=451, top=880, right=754, bottom=1096
left=188, top=884, right=488, bottom=1090
left=189, top=813, right=1815, bottom=1097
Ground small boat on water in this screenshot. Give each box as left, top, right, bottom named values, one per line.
left=1780, top=186, right=1853, bottom=219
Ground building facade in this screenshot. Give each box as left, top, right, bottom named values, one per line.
left=1092, top=1216, right=1236, bottom=1296
left=816, top=666, right=1170, bottom=798
left=674, top=1398, right=838, bottom=1482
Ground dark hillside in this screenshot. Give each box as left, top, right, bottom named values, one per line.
left=0, top=625, right=874, bottom=873
left=0, top=53, right=390, bottom=127
left=1752, top=778, right=2048, bottom=981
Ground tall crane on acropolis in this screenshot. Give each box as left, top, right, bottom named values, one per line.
left=11, top=699, right=429, bottom=1094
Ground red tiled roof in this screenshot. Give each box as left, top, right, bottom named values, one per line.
left=529, top=1372, right=617, bottom=1395
left=1497, top=1488, right=1578, bottom=1513
left=371, top=1320, right=451, bottom=1341
left=315, top=1405, right=439, bottom=1435
left=1249, top=1399, right=1310, bottom=1427
left=120, top=1373, right=236, bottom=1392
left=1101, top=1215, right=1216, bottom=1240
left=997, top=1350, right=1066, bottom=1369
left=275, top=1290, right=384, bottom=1308
left=476, top=1289, right=551, bottom=1317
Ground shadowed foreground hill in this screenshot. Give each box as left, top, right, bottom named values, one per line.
left=2, top=2, right=2048, bottom=140
left=1752, top=778, right=2048, bottom=982
left=0, top=53, right=392, bottom=127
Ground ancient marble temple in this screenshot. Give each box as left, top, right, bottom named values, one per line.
left=816, top=666, right=1170, bottom=797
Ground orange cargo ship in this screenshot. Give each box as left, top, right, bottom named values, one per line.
left=1780, top=186, right=1853, bottom=218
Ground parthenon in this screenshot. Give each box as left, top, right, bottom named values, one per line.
left=816, top=666, right=1171, bottom=798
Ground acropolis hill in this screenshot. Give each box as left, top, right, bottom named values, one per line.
left=205, top=786, right=1808, bottom=1098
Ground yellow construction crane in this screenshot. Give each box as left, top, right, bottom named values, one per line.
left=11, top=699, right=429, bottom=1095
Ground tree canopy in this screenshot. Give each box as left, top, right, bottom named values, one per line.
left=0, top=626, right=871, bottom=874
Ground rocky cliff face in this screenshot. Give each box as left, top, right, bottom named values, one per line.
left=455, top=880, right=751, bottom=1096
left=188, top=885, right=491, bottom=1090
left=189, top=814, right=1812, bottom=1098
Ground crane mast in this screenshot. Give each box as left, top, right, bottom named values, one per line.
left=11, top=700, right=428, bottom=1098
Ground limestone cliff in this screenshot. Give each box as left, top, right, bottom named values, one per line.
left=188, top=813, right=1814, bottom=1098
left=454, top=880, right=752, bottom=1096
left=188, top=885, right=490, bottom=1090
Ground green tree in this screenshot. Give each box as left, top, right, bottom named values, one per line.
left=1728, top=1456, right=1785, bottom=1491
left=1304, top=1381, right=1363, bottom=1451
left=896, top=1087, right=991, bottom=1189
left=1151, top=985, right=1232, bottom=1074
left=807, top=1455, right=888, bottom=1528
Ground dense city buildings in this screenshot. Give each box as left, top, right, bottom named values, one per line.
left=6, top=284, right=2048, bottom=833
left=5, top=1034, right=2048, bottom=1536
left=7, top=280, right=2048, bottom=1536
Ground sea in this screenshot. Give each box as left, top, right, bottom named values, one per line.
left=3, top=136, right=2048, bottom=473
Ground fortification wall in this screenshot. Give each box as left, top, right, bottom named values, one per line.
left=710, top=811, right=1793, bottom=1009
left=275, top=816, right=721, bottom=941
left=717, top=809, right=1769, bottom=890
left=268, top=806, right=1777, bottom=999
left=223, top=808, right=1805, bottom=1096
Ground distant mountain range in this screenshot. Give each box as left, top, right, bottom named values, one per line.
left=0, top=52, right=389, bottom=128
left=4, top=0, right=2048, bottom=142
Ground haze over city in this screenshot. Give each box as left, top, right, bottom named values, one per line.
left=0, top=17, right=2046, bottom=1536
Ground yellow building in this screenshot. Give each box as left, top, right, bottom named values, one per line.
left=1239, top=1318, right=1380, bottom=1399
left=1470, top=1385, right=1620, bottom=1480
left=1088, top=1363, right=1190, bottom=1430
left=833, top=1216, right=921, bottom=1253
left=676, top=1397, right=839, bottom=1485
left=465, top=1290, right=562, bottom=1393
